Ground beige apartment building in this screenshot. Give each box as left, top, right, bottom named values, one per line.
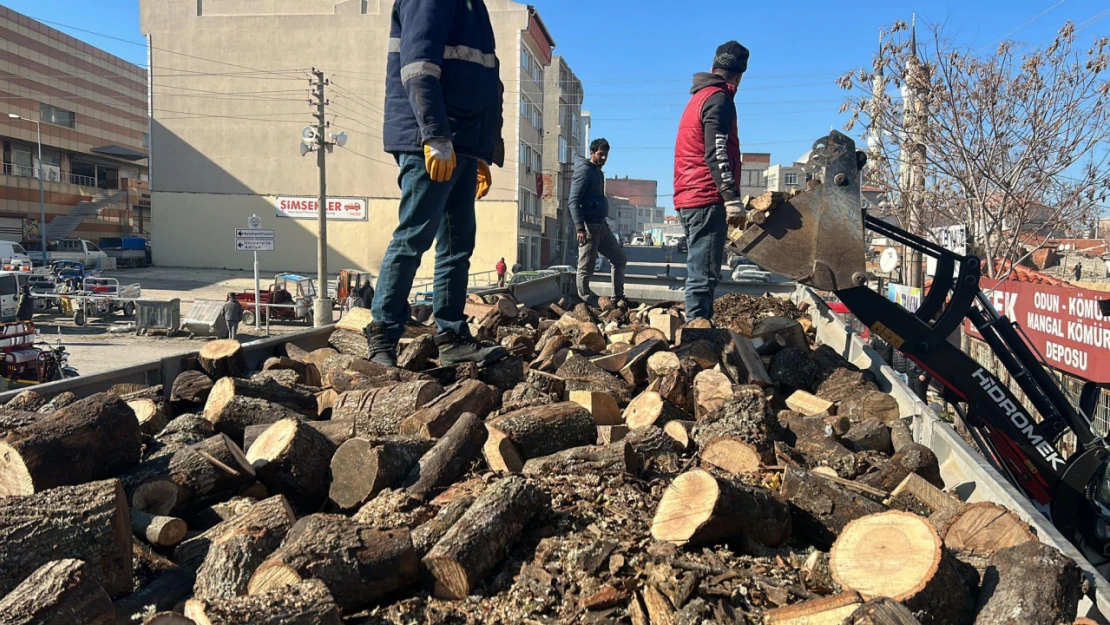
left=140, top=0, right=554, bottom=275
left=540, top=55, right=585, bottom=267
left=0, top=6, right=150, bottom=246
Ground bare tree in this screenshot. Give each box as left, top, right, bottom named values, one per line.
left=840, top=21, right=1110, bottom=278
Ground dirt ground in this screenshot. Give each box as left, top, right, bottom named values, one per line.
left=30, top=266, right=339, bottom=377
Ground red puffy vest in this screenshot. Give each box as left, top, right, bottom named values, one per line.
left=673, top=83, right=741, bottom=209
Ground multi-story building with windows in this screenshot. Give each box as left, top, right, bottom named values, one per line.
left=540, top=55, right=584, bottom=267
left=1, top=6, right=150, bottom=248
left=766, top=162, right=807, bottom=194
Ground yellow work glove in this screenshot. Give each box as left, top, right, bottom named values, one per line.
left=423, top=138, right=456, bottom=183
left=476, top=161, right=492, bottom=199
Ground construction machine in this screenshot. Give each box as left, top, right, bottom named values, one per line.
left=731, top=130, right=1110, bottom=562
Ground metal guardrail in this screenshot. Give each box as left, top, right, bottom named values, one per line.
left=2, top=163, right=98, bottom=187
left=410, top=269, right=499, bottom=299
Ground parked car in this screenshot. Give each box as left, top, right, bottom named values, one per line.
left=25, top=238, right=109, bottom=268
left=99, top=237, right=149, bottom=268
left=546, top=265, right=574, bottom=274
left=0, top=241, right=31, bottom=266
left=631, top=236, right=646, bottom=246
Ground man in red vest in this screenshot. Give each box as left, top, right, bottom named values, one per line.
left=672, top=41, right=749, bottom=321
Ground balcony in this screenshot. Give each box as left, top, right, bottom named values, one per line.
left=3, top=163, right=97, bottom=187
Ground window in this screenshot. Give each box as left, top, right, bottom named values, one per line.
left=521, top=48, right=532, bottom=73
left=40, top=103, right=75, bottom=128
left=520, top=95, right=530, bottom=120
left=571, top=112, right=580, bottom=139
left=533, top=150, right=541, bottom=174
left=142, top=133, right=149, bottom=149
left=784, top=172, right=799, bottom=186
left=520, top=143, right=530, bottom=168
left=559, top=136, right=569, bottom=164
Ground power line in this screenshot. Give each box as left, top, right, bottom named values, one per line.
left=977, top=0, right=1069, bottom=52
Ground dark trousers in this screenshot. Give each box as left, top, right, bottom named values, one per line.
left=227, top=320, right=239, bottom=339
left=576, top=221, right=627, bottom=299
left=372, top=153, right=478, bottom=343
left=679, top=204, right=726, bottom=320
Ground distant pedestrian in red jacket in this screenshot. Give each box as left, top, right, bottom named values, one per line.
left=496, top=257, right=507, bottom=287
left=673, top=41, right=748, bottom=321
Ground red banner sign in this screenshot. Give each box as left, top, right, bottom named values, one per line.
left=966, top=280, right=1110, bottom=382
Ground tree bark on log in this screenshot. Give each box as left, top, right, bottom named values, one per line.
left=113, top=568, right=195, bottom=624
left=623, top=391, right=690, bottom=431
left=411, top=495, right=476, bottom=556
left=243, top=419, right=353, bottom=453
left=201, top=396, right=306, bottom=447
left=397, top=334, right=437, bottom=371
left=0, top=408, right=41, bottom=437
left=248, top=515, right=419, bottom=612
left=0, top=559, right=114, bottom=625
left=185, top=579, right=341, bottom=625
left=403, top=412, right=488, bottom=501
left=935, top=502, right=1037, bottom=570
left=191, top=496, right=298, bottom=602
left=839, top=391, right=900, bottom=424
left=422, top=475, right=546, bottom=599
left=843, top=418, right=893, bottom=454
left=174, top=495, right=295, bottom=572
left=483, top=402, right=597, bottom=473
left=328, top=437, right=435, bottom=511
left=198, top=340, right=248, bottom=379
left=831, top=511, right=974, bottom=625
left=652, top=469, right=791, bottom=548
left=0, top=393, right=141, bottom=496
left=525, top=370, right=566, bottom=400
left=780, top=466, right=886, bottom=549
left=398, top=379, right=499, bottom=439
left=171, top=370, right=215, bottom=414
left=263, top=356, right=322, bottom=387
left=331, top=381, right=444, bottom=437
left=131, top=508, right=187, bottom=547
left=5, top=389, right=45, bottom=411
left=246, top=419, right=335, bottom=512
left=38, top=391, right=76, bottom=413
left=557, top=354, right=633, bottom=406
left=859, top=443, right=943, bottom=492
left=691, top=390, right=775, bottom=475
left=844, top=597, right=923, bottom=625
left=205, top=377, right=318, bottom=421
left=780, top=412, right=862, bottom=479
left=156, top=415, right=215, bottom=447
left=659, top=365, right=693, bottom=414
left=0, top=479, right=132, bottom=598
left=521, top=442, right=641, bottom=475
left=974, top=540, right=1083, bottom=625
left=124, top=433, right=256, bottom=516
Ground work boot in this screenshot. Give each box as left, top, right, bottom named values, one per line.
left=365, top=322, right=397, bottom=367
left=612, top=296, right=637, bottom=309
left=436, top=329, right=508, bottom=366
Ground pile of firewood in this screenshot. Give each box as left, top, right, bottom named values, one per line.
left=0, top=293, right=1093, bottom=625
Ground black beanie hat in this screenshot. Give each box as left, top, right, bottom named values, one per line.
left=713, top=41, right=749, bottom=74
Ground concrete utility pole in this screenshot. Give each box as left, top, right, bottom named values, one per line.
left=901, top=15, right=927, bottom=289
left=310, top=69, right=332, bottom=327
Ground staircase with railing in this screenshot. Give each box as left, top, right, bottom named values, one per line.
left=44, top=189, right=124, bottom=240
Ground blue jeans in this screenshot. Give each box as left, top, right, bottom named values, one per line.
left=372, top=153, right=478, bottom=343
left=680, top=204, right=726, bottom=320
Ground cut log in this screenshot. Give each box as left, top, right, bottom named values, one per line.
left=570, top=390, right=622, bottom=425
left=142, top=613, right=194, bottom=625
left=843, top=418, right=893, bottom=454
left=124, top=433, right=256, bottom=516
left=770, top=347, right=819, bottom=394
left=622, top=391, right=689, bottom=431
left=201, top=396, right=305, bottom=447
left=618, top=338, right=667, bottom=385
left=186, top=497, right=258, bottom=533
left=591, top=350, right=630, bottom=373
left=399, top=379, right=499, bottom=438
left=206, top=376, right=318, bottom=421
left=557, top=353, right=632, bottom=406
left=674, top=338, right=720, bottom=369
left=780, top=412, right=862, bottom=479
left=531, top=334, right=569, bottom=373
left=785, top=390, right=834, bottom=416
left=411, top=495, right=476, bottom=555
left=780, top=466, right=886, bottom=549
left=332, top=380, right=444, bottom=437
left=728, top=331, right=773, bottom=388
left=830, top=511, right=973, bottom=625
left=649, top=310, right=682, bottom=343
left=198, top=340, right=248, bottom=379
left=577, top=322, right=607, bottom=352
left=484, top=402, right=597, bottom=473
left=633, top=327, right=668, bottom=345
left=647, top=351, right=681, bottom=380
left=764, top=592, right=864, bottom=625
left=156, top=414, right=215, bottom=447
left=662, top=420, right=693, bottom=451
left=890, top=418, right=914, bottom=452
left=328, top=437, right=435, bottom=511
left=403, top=412, right=488, bottom=501
left=859, top=443, right=943, bottom=491
left=693, top=369, right=733, bottom=418
left=422, top=475, right=546, bottom=599
left=839, top=391, right=901, bottom=423
left=185, top=578, right=341, bottom=625
left=845, top=597, right=923, bottom=625
left=243, top=419, right=353, bottom=453
left=248, top=514, right=418, bottom=612
left=973, top=541, right=1083, bottom=625
left=936, top=502, right=1036, bottom=569
left=525, top=370, right=566, bottom=400
left=886, top=472, right=960, bottom=518
left=174, top=495, right=295, bottom=572
left=38, top=391, right=76, bottom=413
left=114, top=568, right=195, bottom=624
left=477, top=354, right=525, bottom=393
left=597, top=424, right=630, bottom=445
left=692, top=390, right=776, bottom=474
left=262, top=356, right=322, bottom=387
left=0, top=479, right=131, bottom=598
left=131, top=508, right=187, bottom=547
left=246, top=419, right=335, bottom=512
left=191, top=495, right=297, bottom=602
left=0, top=408, right=41, bottom=437
left=0, top=393, right=141, bottom=496
left=0, top=559, right=114, bottom=625
left=753, top=316, right=809, bottom=351
left=521, top=442, right=640, bottom=475
left=651, top=468, right=791, bottom=548
left=658, top=365, right=693, bottom=414
left=397, top=334, right=437, bottom=372
left=129, top=398, right=169, bottom=436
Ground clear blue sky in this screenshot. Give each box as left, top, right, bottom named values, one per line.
left=7, top=0, right=1110, bottom=210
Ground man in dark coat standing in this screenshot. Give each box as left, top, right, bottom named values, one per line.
left=16, top=284, right=33, bottom=322
left=570, top=138, right=628, bottom=306
left=367, top=0, right=507, bottom=368
left=222, top=292, right=243, bottom=339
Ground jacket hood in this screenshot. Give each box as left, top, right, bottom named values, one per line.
left=690, top=72, right=736, bottom=95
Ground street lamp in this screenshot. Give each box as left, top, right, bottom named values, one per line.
left=8, top=114, right=45, bottom=265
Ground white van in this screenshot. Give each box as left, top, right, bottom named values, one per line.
left=0, top=242, right=31, bottom=265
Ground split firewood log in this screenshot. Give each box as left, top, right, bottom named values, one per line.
left=859, top=443, right=942, bottom=491
left=331, top=380, right=444, bottom=437
left=623, top=391, right=689, bottom=430
left=890, top=418, right=914, bottom=452
left=0, top=393, right=141, bottom=496
left=399, top=379, right=499, bottom=438
left=525, top=369, right=566, bottom=399
left=484, top=402, right=597, bottom=473
left=124, top=433, right=255, bottom=516
left=248, top=515, right=419, bottom=612
left=198, top=340, right=248, bottom=379
left=185, top=578, right=341, bottom=625
left=246, top=419, right=335, bottom=512
left=0, top=479, right=132, bottom=598
left=328, top=437, right=435, bottom=511
left=785, top=390, right=834, bottom=416
left=779, top=412, right=862, bottom=479
left=243, top=418, right=353, bottom=453
left=693, top=369, right=734, bottom=418
left=422, top=476, right=546, bottom=599
left=844, top=597, right=923, bottom=624
left=0, top=559, right=114, bottom=625
left=674, top=338, right=719, bottom=369
left=933, top=502, right=1037, bottom=571
left=779, top=466, right=886, bottom=549
left=830, top=511, right=974, bottom=625
left=730, top=331, right=773, bottom=387
left=763, top=592, right=864, bottom=625
left=662, top=420, right=694, bottom=451
left=646, top=351, right=681, bottom=380
left=129, top=398, right=169, bottom=436
left=397, top=334, right=437, bottom=371
left=618, top=338, right=667, bottom=385
left=691, top=389, right=776, bottom=474
left=973, top=541, right=1085, bottom=625
left=651, top=469, right=791, bottom=548
left=597, top=424, right=630, bottom=445
left=155, top=414, right=216, bottom=447
left=477, top=354, right=525, bottom=392
left=174, top=495, right=295, bottom=572
left=752, top=316, right=808, bottom=351
left=557, top=353, right=632, bottom=406
left=658, top=361, right=694, bottom=413
left=570, top=390, right=622, bottom=425
left=403, top=412, right=488, bottom=501
left=838, top=391, right=900, bottom=423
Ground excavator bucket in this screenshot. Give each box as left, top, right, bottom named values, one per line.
left=730, top=131, right=867, bottom=292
